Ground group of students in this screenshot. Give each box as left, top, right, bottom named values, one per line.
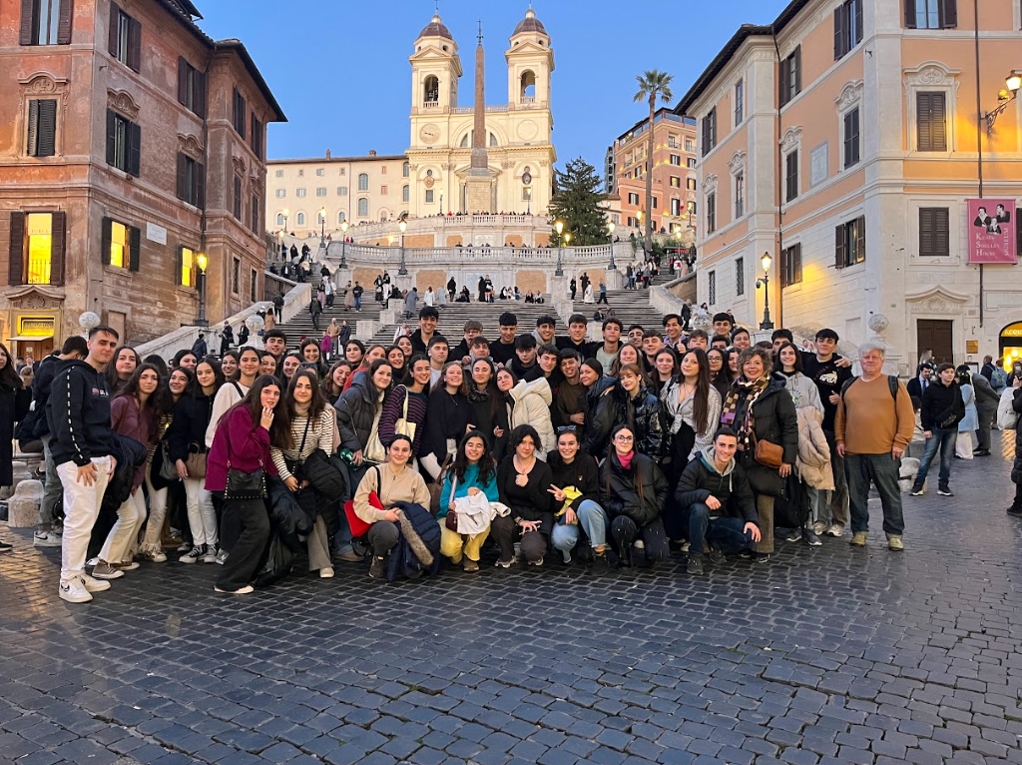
left=27, top=301, right=931, bottom=603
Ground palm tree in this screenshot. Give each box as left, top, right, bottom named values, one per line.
left=633, top=70, right=674, bottom=257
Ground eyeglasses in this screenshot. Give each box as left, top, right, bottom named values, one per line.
left=614, top=435, right=634, bottom=442
left=556, top=426, right=577, bottom=434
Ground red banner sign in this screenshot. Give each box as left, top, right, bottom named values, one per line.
left=967, top=198, right=1017, bottom=264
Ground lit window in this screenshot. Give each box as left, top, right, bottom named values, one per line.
left=26, top=213, right=52, bottom=284
left=180, top=247, right=193, bottom=287
left=110, top=221, right=127, bottom=267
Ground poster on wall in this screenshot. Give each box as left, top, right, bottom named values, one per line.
left=967, top=198, right=1017, bottom=264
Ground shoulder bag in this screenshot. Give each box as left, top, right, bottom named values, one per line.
left=394, top=388, right=417, bottom=441
left=444, top=474, right=460, bottom=532
left=223, top=422, right=267, bottom=501
left=185, top=441, right=207, bottom=479
left=752, top=432, right=784, bottom=469
left=427, top=452, right=454, bottom=517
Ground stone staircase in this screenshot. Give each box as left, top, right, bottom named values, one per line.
left=568, top=272, right=675, bottom=333
left=274, top=289, right=385, bottom=351
left=368, top=296, right=558, bottom=346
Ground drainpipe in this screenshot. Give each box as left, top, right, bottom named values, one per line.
left=973, top=1, right=984, bottom=328
left=772, top=30, right=785, bottom=331
left=200, top=46, right=212, bottom=317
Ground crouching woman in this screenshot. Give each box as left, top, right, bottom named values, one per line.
left=675, top=426, right=761, bottom=574
left=352, top=435, right=431, bottom=579
left=547, top=427, right=608, bottom=570
left=599, top=424, right=670, bottom=567
left=438, top=432, right=498, bottom=572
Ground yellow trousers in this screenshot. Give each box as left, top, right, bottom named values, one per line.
left=438, top=520, right=489, bottom=563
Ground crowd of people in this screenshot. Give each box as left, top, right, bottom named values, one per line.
left=4, top=299, right=1019, bottom=603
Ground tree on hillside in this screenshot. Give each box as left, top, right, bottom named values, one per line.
left=633, top=69, right=674, bottom=256
left=548, top=157, right=608, bottom=247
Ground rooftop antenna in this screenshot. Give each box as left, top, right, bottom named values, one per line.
left=477, top=19, right=483, bottom=44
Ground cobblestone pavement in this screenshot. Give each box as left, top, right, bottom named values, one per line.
left=1, top=435, right=1020, bottom=765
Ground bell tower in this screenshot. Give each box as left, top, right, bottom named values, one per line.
left=506, top=7, right=553, bottom=110
left=409, top=13, right=462, bottom=124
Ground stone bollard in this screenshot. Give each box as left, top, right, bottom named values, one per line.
left=0, top=460, right=32, bottom=500
left=7, top=478, right=43, bottom=528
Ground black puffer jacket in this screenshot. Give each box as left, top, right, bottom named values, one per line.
left=334, top=371, right=382, bottom=452
left=621, top=385, right=664, bottom=458
left=599, top=451, right=668, bottom=528
left=726, top=378, right=798, bottom=498
left=1012, top=389, right=1022, bottom=486
left=675, top=447, right=757, bottom=523
left=582, top=377, right=619, bottom=459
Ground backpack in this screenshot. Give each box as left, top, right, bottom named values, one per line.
left=841, top=374, right=899, bottom=401
left=996, top=388, right=1019, bottom=430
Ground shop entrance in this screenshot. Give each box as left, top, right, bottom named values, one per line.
left=998, top=320, right=1022, bottom=373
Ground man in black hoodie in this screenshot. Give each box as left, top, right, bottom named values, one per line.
left=31, top=336, right=88, bottom=548
left=675, top=427, right=761, bottom=574
left=50, top=325, right=119, bottom=604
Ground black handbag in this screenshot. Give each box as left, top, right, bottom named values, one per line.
left=223, top=423, right=267, bottom=501
left=303, top=449, right=348, bottom=503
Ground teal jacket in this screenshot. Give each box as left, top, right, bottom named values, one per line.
left=438, top=461, right=499, bottom=519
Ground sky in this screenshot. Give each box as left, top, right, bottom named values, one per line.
left=195, top=0, right=780, bottom=171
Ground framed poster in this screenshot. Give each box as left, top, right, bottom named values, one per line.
left=967, top=198, right=1016, bottom=264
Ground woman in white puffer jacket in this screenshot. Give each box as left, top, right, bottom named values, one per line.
left=495, top=368, right=555, bottom=459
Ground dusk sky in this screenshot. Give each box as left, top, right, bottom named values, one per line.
left=196, top=0, right=781, bottom=170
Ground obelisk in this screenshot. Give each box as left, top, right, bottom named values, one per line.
left=466, top=21, right=491, bottom=213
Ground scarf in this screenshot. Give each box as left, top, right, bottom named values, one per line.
left=721, top=376, right=769, bottom=452
left=618, top=450, right=634, bottom=470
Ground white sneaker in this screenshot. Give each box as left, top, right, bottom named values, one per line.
left=81, top=574, right=111, bottom=593
left=201, top=546, right=218, bottom=564
left=59, top=577, right=93, bottom=603
left=179, top=546, right=203, bottom=564
left=319, top=566, right=335, bottom=578
left=33, top=531, right=62, bottom=548
left=214, top=584, right=254, bottom=594
left=812, top=522, right=827, bottom=536
left=633, top=540, right=645, bottom=549
left=825, top=523, right=845, bottom=537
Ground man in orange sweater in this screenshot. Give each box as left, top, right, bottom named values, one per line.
left=835, top=342, right=915, bottom=551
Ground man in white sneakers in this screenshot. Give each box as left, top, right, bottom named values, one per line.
left=50, top=325, right=119, bottom=603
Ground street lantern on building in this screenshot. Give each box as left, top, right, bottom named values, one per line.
left=339, top=220, right=349, bottom=269
left=398, top=219, right=408, bottom=275
left=554, top=219, right=564, bottom=276
left=607, top=221, right=617, bottom=271
left=984, top=70, right=1022, bottom=133
left=195, top=252, right=209, bottom=327
left=756, top=251, right=774, bottom=331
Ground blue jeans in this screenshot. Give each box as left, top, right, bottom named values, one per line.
left=845, top=453, right=905, bottom=536
left=914, top=427, right=957, bottom=487
left=354, top=295, right=362, bottom=310
left=550, top=500, right=608, bottom=555
left=687, top=503, right=754, bottom=555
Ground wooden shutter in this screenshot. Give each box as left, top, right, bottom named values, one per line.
left=793, top=47, right=802, bottom=96
left=196, top=162, right=206, bottom=209
left=49, top=211, right=66, bottom=286
left=919, top=208, right=933, bottom=256
left=175, top=245, right=183, bottom=285
left=855, top=216, right=866, bottom=263
left=918, top=92, right=946, bottom=151
left=251, top=194, right=260, bottom=234
left=779, top=57, right=790, bottom=107
left=106, top=109, right=116, bottom=166
left=127, top=16, right=141, bottom=71
left=101, top=217, right=112, bottom=265
left=835, top=223, right=846, bottom=269
left=8, top=212, right=25, bottom=285
left=177, top=57, right=188, bottom=105
left=701, top=115, right=708, bottom=155
left=176, top=152, right=187, bottom=200
left=57, top=0, right=73, bottom=43
left=27, top=100, right=39, bottom=156
left=904, top=0, right=917, bottom=28
left=108, top=2, right=119, bottom=56
left=127, top=120, right=141, bottom=176
left=941, top=0, right=957, bottom=28
left=194, top=70, right=206, bottom=118
left=233, top=176, right=242, bottom=219
left=934, top=208, right=950, bottom=256
left=20, top=0, right=36, bottom=45
left=36, top=99, right=57, bottom=157
left=128, top=225, right=140, bottom=272
left=854, top=0, right=863, bottom=42
left=834, top=6, right=846, bottom=60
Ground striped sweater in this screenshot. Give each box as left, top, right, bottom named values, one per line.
left=270, top=407, right=336, bottom=481
left=378, top=385, right=429, bottom=456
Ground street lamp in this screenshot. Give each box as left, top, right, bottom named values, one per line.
left=398, top=219, right=408, bottom=275
left=756, top=251, right=774, bottom=331
left=318, top=207, right=327, bottom=251
left=525, top=186, right=532, bottom=215
left=607, top=221, right=617, bottom=271
left=195, top=252, right=209, bottom=327
left=277, top=229, right=285, bottom=260
left=282, top=208, right=289, bottom=234
left=339, top=220, right=349, bottom=269
left=985, top=70, right=1022, bottom=133
left=554, top=219, right=564, bottom=276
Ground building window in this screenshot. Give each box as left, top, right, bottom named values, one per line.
left=275, top=170, right=283, bottom=178
left=20, top=0, right=73, bottom=45
left=102, top=218, right=140, bottom=271
left=652, top=197, right=659, bottom=209
left=357, top=198, right=368, bottom=217
left=250, top=269, right=258, bottom=302
left=176, top=153, right=205, bottom=208
left=250, top=115, right=263, bottom=160
left=339, top=168, right=346, bottom=176
left=106, top=110, right=140, bottom=177
left=402, top=162, right=409, bottom=177
left=338, top=186, right=347, bottom=196
left=701, top=108, right=717, bottom=156
left=687, top=178, right=697, bottom=191
left=233, top=176, right=243, bottom=219
left=232, top=87, right=247, bottom=138
left=905, top=0, right=957, bottom=29
left=8, top=211, right=66, bottom=286
left=835, top=215, right=866, bottom=268
left=27, top=99, right=57, bottom=157
left=231, top=257, right=240, bottom=294
left=338, top=211, right=346, bottom=224
left=785, top=150, right=799, bottom=203
left=843, top=107, right=861, bottom=168
left=668, top=135, right=677, bottom=149
left=834, top=0, right=863, bottom=60
left=316, top=188, right=327, bottom=197
left=358, top=173, right=369, bottom=191
left=708, top=270, right=716, bottom=305
left=670, top=198, right=682, bottom=216
left=735, top=172, right=745, bottom=217
left=685, top=138, right=694, bottom=152
left=316, top=168, right=324, bottom=177
left=779, top=46, right=802, bottom=107
left=735, top=257, right=745, bottom=296
left=251, top=194, right=260, bottom=235
left=734, top=81, right=744, bottom=125
left=177, top=246, right=194, bottom=287
left=425, top=189, right=434, bottom=204
left=109, top=4, right=141, bottom=72
left=276, top=189, right=285, bottom=198
left=275, top=213, right=285, bottom=227
left=670, top=154, right=681, bottom=166
left=380, top=185, right=388, bottom=195
left=296, top=212, right=306, bottom=226
left=296, top=188, right=306, bottom=198
left=298, top=169, right=304, bottom=177
left=177, top=57, right=206, bottom=117
left=402, top=185, right=410, bottom=203
left=781, top=243, right=802, bottom=286
left=919, top=207, right=950, bottom=256
left=381, top=166, right=388, bottom=175
left=628, top=192, right=640, bottom=205
left=706, top=192, right=717, bottom=234
left=687, top=158, right=697, bottom=169
left=917, top=92, right=947, bottom=151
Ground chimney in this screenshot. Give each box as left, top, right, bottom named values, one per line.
left=326, top=149, right=331, bottom=159
left=369, top=150, right=377, bottom=157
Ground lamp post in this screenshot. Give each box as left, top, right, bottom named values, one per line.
left=282, top=208, right=289, bottom=235
left=339, top=220, right=349, bottom=269
left=554, top=219, right=564, bottom=276
left=756, top=251, right=774, bottom=331
left=195, top=252, right=209, bottom=327
left=636, top=209, right=645, bottom=259
left=398, top=219, right=408, bottom=275
left=525, top=186, right=532, bottom=215
left=318, top=207, right=327, bottom=249
left=607, top=221, right=617, bottom=271
left=277, top=229, right=285, bottom=261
